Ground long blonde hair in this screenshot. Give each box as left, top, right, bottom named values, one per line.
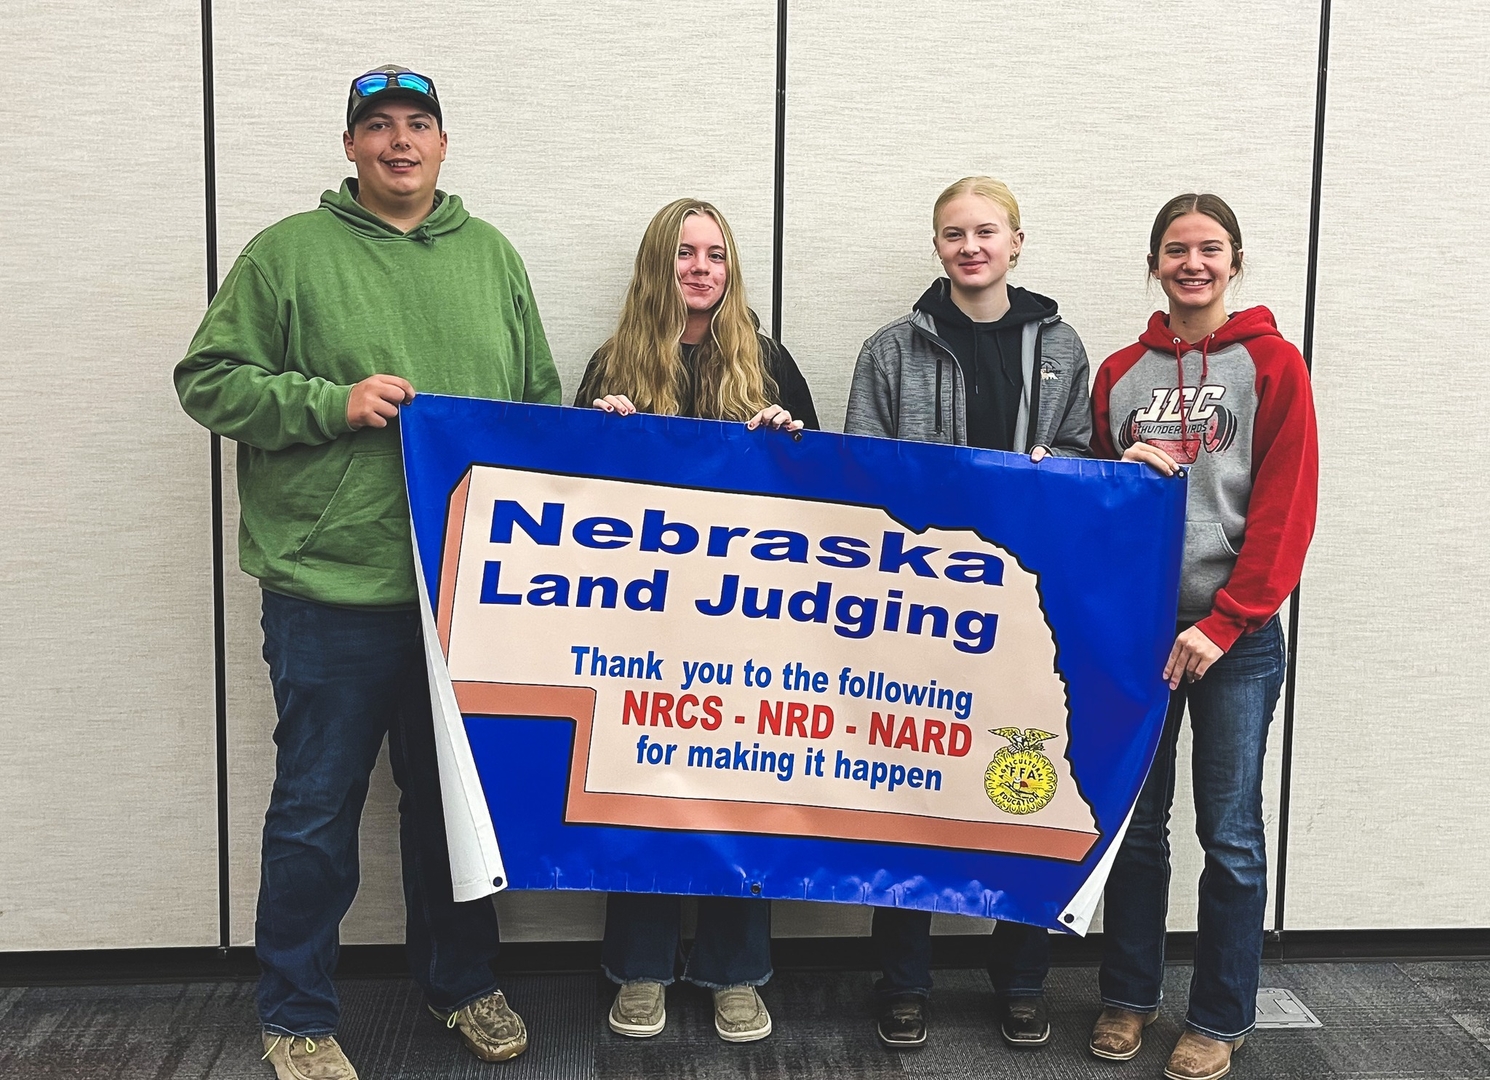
left=585, top=199, right=774, bottom=421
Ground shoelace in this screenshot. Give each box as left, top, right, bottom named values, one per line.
left=441, top=992, right=520, bottom=1035
left=444, top=995, right=497, bottom=1029
left=262, top=1035, right=319, bottom=1060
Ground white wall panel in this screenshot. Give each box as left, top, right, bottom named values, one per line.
left=9, top=0, right=1478, bottom=954
left=1289, top=2, right=1490, bottom=929
left=6, top=0, right=1482, bottom=957
left=211, top=0, right=780, bottom=944
left=781, top=0, right=1319, bottom=933
left=782, top=0, right=1317, bottom=428
left=0, top=2, right=217, bottom=948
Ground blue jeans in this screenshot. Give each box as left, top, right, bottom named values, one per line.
left=602, top=893, right=772, bottom=989
left=256, top=589, right=502, bottom=1037
left=872, top=907, right=1050, bottom=1000
left=1099, top=616, right=1285, bottom=1040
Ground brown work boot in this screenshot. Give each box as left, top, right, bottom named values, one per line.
left=1088, top=1006, right=1158, bottom=1061
left=430, top=990, right=528, bottom=1062
left=261, top=1032, right=358, bottom=1080
left=1164, top=1030, right=1245, bottom=1080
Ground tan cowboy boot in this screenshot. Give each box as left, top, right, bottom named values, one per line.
left=1164, top=1029, right=1245, bottom=1080
left=1089, top=1006, right=1158, bottom=1061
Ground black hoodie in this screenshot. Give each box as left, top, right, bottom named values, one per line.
left=913, top=279, right=1059, bottom=451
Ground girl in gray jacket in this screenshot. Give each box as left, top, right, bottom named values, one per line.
left=845, top=177, right=1092, bottom=456
left=844, top=176, right=1092, bottom=1051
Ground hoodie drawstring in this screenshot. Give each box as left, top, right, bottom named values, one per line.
left=1173, top=333, right=1213, bottom=460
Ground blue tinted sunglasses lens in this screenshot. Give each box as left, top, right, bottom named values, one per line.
left=393, top=73, right=432, bottom=94
left=353, top=74, right=391, bottom=96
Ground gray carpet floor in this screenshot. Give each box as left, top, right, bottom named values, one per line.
left=2, top=962, right=1487, bottom=1079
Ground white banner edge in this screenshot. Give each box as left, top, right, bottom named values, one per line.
left=1057, top=802, right=1136, bottom=936
left=412, top=516, right=508, bottom=902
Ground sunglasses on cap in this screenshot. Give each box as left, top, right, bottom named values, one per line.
left=352, top=70, right=437, bottom=99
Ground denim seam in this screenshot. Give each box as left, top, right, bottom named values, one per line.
left=262, top=1023, right=338, bottom=1039
left=1186, top=1018, right=1255, bottom=1041
left=682, top=967, right=773, bottom=991
left=602, top=965, right=676, bottom=988
left=440, top=984, right=505, bottom=1016
left=1101, top=995, right=1160, bottom=1014
left=878, top=989, right=931, bottom=1000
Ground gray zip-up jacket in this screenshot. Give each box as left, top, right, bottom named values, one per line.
left=844, top=307, right=1092, bottom=455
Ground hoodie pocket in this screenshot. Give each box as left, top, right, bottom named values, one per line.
left=1179, top=521, right=1239, bottom=617
left=292, top=451, right=409, bottom=581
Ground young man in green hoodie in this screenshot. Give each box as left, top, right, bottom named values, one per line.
left=176, top=66, right=561, bottom=1080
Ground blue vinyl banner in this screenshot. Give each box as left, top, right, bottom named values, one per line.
left=402, top=395, right=1185, bottom=934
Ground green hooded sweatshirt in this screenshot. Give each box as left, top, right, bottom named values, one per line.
left=175, top=180, right=561, bottom=607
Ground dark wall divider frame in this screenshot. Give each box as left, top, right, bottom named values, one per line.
left=1270, top=0, right=1332, bottom=945
left=770, top=0, right=787, bottom=341
left=199, top=0, right=231, bottom=956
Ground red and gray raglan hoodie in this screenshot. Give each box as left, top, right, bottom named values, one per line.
left=1091, top=306, right=1318, bottom=651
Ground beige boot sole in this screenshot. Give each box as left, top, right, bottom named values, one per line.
left=457, top=1027, right=528, bottom=1062
left=717, top=1014, right=772, bottom=1043
left=609, top=1007, right=666, bottom=1038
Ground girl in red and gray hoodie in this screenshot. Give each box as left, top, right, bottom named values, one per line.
left=1087, top=194, right=1317, bottom=1080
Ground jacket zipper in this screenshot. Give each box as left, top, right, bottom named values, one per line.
left=918, top=323, right=959, bottom=440
left=1025, top=322, right=1046, bottom=452
left=934, top=354, right=943, bottom=435
left=920, top=314, right=1062, bottom=449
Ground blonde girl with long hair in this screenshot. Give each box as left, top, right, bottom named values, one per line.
left=576, top=198, right=817, bottom=432
left=582, top=199, right=817, bottom=1047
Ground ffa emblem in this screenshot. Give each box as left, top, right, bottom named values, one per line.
left=985, top=728, right=1059, bottom=815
